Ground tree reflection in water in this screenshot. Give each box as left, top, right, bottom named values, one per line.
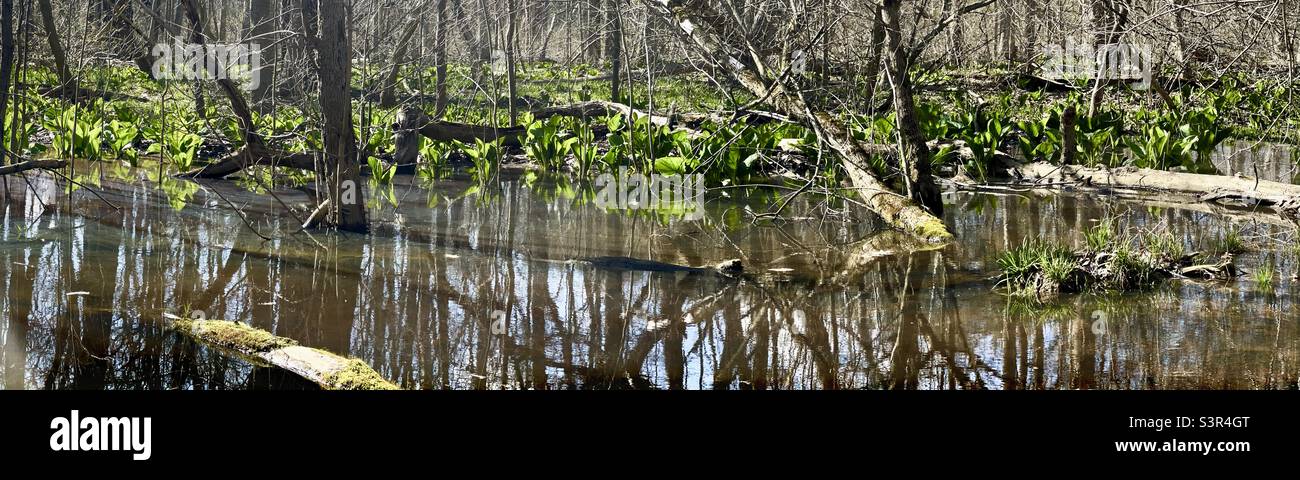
left=2, top=169, right=1297, bottom=390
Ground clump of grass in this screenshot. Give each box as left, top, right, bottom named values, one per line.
left=996, top=240, right=1078, bottom=296
left=1105, top=243, right=1160, bottom=290
left=1142, top=230, right=1186, bottom=263
left=1252, top=263, right=1275, bottom=290
left=1212, top=226, right=1247, bottom=254
left=997, top=222, right=1228, bottom=298
left=1084, top=217, right=1115, bottom=251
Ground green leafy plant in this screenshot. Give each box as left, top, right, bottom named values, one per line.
left=524, top=116, right=577, bottom=171
left=960, top=111, right=1011, bottom=182
left=1212, top=226, right=1246, bottom=254
left=367, top=156, right=397, bottom=185
left=1016, top=116, right=1063, bottom=163
left=46, top=104, right=104, bottom=160
left=610, top=114, right=677, bottom=173
left=1085, top=217, right=1116, bottom=251
left=1125, top=123, right=1195, bottom=171
left=996, top=240, right=1076, bottom=293
left=416, top=138, right=451, bottom=181
left=569, top=119, right=601, bottom=178
left=1253, top=263, right=1275, bottom=290
left=107, top=119, right=140, bottom=167
left=456, top=138, right=502, bottom=190
left=147, top=131, right=204, bottom=172
left=3, top=113, right=42, bottom=156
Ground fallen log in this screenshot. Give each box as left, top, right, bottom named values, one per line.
left=167, top=317, right=400, bottom=390
left=0, top=159, right=67, bottom=176
left=391, top=101, right=705, bottom=165
left=519, top=62, right=696, bottom=84
left=951, top=182, right=1299, bottom=228
left=1007, top=161, right=1300, bottom=218
left=183, top=144, right=318, bottom=179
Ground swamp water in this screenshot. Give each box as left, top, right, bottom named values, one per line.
left=1, top=143, right=1297, bottom=390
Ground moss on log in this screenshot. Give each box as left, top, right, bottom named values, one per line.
left=170, top=318, right=399, bottom=390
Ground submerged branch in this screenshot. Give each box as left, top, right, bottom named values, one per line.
left=0, top=159, right=67, bottom=176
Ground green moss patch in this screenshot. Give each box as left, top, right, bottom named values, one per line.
left=173, top=319, right=298, bottom=353
left=321, top=358, right=401, bottom=391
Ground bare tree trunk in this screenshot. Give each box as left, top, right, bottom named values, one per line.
left=35, top=0, right=71, bottom=88
left=312, top=0, right=368, bottom=232
left=1088, top=0, right=1128, bottom=115
left=379, top=16, right=421, bottom=108
left=883, top=0, right=943, bottom=217
left=98, top=0, right=150, bottom=73
left=475, top=0, right=491, bottom=62
left=1023, top=0, right=1039, bottom=67
left=249, top=0, right=276, bottom=110
left=506, top=0, right=519, bottom=124
left=998, top=0, right=1014, bottom=62
left=606, top=0, right=621, bottom=102
left=434, top=0, right=449, bottom=117
left=1175, top=0, right=1189, bottom=76
left=861, top=4, right=885, bottom=112
left=184, top=0, right=206, bottom=117
left=949, top=15, right=963, bottom=68
left=1287, top=0, right=1297, bottom=76
left=1, top=0, right=13, bottom=145
left=1061, top=105, right=1078, bottom=165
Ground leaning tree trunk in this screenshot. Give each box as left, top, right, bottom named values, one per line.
left=379, top=15, right=421, bottom=109
left=183, top=0, right=206, bottom=118
left=248, top=0, right=276, bottom=110
left=645, top=0, right=952, bottom=242
left=882, top=0, right=943, bottom=217
left=35, top=0, right=71, bottom=89
left=860, top=5, right=886, bottom=112
left=312, top=0, right=368, bottom=233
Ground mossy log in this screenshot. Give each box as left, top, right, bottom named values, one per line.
left=168, top=318, right=399, bottom=390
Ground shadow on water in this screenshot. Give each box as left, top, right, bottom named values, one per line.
left=2, top=151, right=1298, bottom=390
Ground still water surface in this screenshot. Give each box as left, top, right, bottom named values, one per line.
left=1, top=144, right=1297, bottom=389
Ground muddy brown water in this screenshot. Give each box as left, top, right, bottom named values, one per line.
left=2, top=143, right=1297, bottom=390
